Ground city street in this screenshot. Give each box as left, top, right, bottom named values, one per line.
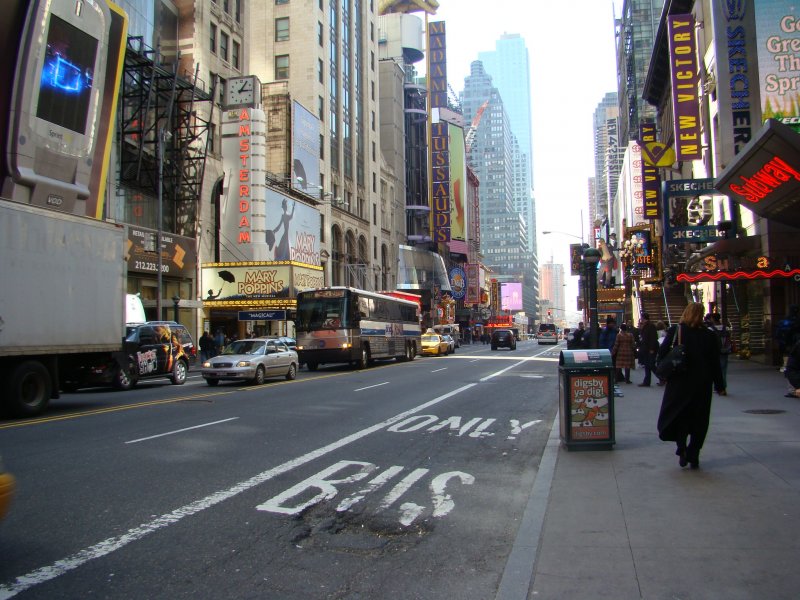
left=0, top=340, right=562, bottom=599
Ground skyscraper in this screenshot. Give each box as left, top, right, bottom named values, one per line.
left=593, top=92, right=622, bottom=235
left=461, top=60, right=538, bottom=318
left=478, top=33, right=536, bottom=256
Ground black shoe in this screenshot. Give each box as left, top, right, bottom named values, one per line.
left=676, top=447, right=688, bottom=467
left=637, top=383, right=650, bottom=387
left=689, top=461, right=700, bottom=470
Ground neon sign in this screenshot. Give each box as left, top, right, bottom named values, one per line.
left=238, top=109, right=252, bottom=245
left=431, top=122, right=450, bottom=242
left=726, top=155, right=800, bottom=203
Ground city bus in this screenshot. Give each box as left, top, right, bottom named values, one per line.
left=295, top=287, right=421, bottom=371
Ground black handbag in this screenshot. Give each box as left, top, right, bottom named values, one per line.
left=655, top=325, right=687, bottom=380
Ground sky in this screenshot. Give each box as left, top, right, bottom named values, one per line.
left=425, top=0, right=620, bottom=322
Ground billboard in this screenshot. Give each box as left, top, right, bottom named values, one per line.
left=667, top=14, right=702, bottom=161
left=427, top=21, right=447, bottom=108
left=756, top=2, right=800, bottom=129
left=448, top=125, right=467, bottom=253
left=431, top=121, right=450, bottom=242
left=265, top=188, right=321, bottom=265
left=500, top=282, right=522, bottom=311
left=291, top=101, right=321, bottom=194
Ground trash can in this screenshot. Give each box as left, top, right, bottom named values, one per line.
left=558, top=349, right=616, bottom=451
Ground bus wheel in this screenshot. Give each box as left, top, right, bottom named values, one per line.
left=357, top=347, right=370, bottom=369
left=408, top=342, right=416, bottom=361
left=306, top=361, right=319, bottom=371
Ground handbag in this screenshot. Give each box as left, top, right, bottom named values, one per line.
left=655, top=325, right=687, bottom=380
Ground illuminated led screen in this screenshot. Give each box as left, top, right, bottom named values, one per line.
left=36, top=14, right=98, bottom=134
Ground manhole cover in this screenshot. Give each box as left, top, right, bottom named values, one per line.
left=743, top=409, right=786, bottom=415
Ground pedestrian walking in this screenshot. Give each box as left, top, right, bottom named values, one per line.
left=214, top=329, right=226, bottom=355
left=612, top=323, right=636, bottom=383
left=655, top=320, right=667, bottom=385
left=656, top=302, right=725, bottom=469
left=199, top=331, right=215, bottom=361
left=637, top=313, right=659, bottom=386
left=784, top=338, right=800, bottom=398
left=708, top=313, right=732, bottom=393
left=599, top=316, right=620, bottom=379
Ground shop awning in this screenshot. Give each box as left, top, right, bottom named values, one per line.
left=714, top=119, right=800, bottom=229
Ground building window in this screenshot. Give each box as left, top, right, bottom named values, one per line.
left=220, top=31, right=229, bottom=61
left=276, top=0, right=289, bottom=4
left=235, top=0, right=242, bottom=22
left=232, top=40, right=240, bottom=69
left=223, top=0, right=229, bottom=12
left=275, top=55, right=289, bottom=79
left=218, top=76, right=226, bottom=105
left=318, top=21, right=324, bottom=46
left=318, top=95, right=324, bottom=120
left=318, top=59, right=324, bottom=83
left=319, top=133, right=324, bottom=160
left=276, top=17, right=289, bottom=42
left=210, top=23, right=217, bottom=53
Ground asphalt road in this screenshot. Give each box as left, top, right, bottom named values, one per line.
left=0, top=339, right=564, bottom=599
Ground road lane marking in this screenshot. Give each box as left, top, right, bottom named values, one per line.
left=353, top=382, right=389, bottom=392
left=125, top=418, right=240, bottom=444
left=0, top=375, right=504, bottom=598
left=430, top=367, right=447, bottom=373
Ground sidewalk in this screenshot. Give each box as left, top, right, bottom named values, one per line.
left=528, top=358, right=800, bottom=599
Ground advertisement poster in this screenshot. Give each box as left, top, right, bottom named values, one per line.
left=569, top=374, right=611, bottom=441
left=500, top=282, right=522, bottom=311
left=448, top=125, right=467, bottom=253
left=291, top=101, right=321, bottom=193
left=756, top=1, right=800, bottom=129
left=264, top=188, right=321, bottom=265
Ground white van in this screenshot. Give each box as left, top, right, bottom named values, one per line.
left=434, top=324, right=461, bottom=347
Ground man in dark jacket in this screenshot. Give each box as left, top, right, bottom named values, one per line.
left=638, top=313, right=659, bottom=386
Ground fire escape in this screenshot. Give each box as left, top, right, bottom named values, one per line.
left=118, top=36, right=215, bottom=238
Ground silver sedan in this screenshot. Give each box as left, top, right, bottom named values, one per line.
left=201, top=338, right=298, bottom=386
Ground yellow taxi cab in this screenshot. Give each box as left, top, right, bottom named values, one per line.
left=0, top=457, right=15, bottom=521
left=421, top=332, right=449, bottom=356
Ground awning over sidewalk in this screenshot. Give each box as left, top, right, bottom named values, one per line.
left=714, top=119, right=800, bottom=229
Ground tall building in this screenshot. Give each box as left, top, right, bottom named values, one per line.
left=615, top=0, right=660, bottom=143
left=250, top=0, right=389, bottom=289
left=461, top=60, right=538, bottom=318
left=477, top=33, right=536, bottom=256
left=593, top=92, right=623, bottom=235
left=539, top=261, right=565, bottom=323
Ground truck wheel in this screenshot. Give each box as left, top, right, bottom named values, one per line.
left=7, top=361, right=51, bottom=417
left=306, top=361, right=318, bottom=371
left=171, top=360, right=188, bottom=385
left=113, top=365, right=134, bottom=391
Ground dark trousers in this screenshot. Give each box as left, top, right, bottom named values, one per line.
left=642, top=351, right=656, bottom=385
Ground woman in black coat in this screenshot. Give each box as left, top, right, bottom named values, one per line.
left=656, top=302, right=725, bottom=469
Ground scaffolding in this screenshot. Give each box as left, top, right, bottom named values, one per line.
left=118, top=36, right=215, bottom=237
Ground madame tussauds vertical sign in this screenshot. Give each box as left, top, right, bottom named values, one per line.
left=431, top=122, right=451, bottom=242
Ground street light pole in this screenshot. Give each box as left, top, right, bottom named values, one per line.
left=582, top=247, right=602, bottom=349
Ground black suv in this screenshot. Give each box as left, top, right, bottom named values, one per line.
left=491, top=329, right=517, bottom=351
left=64, top=322, right=196, bottom=391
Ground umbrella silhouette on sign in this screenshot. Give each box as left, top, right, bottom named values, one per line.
left=207, top=270, right=235, bottom=299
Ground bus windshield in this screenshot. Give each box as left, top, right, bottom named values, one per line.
left=295, top=292, right=352, bottom=331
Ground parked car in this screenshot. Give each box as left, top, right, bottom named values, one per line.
left=201, top=337, right=298, bottom=385
left=491, top=329, right=517, bottom=351
left=421, top=333, right=449, bottom=356
left=536, top=323, right=558, bottom=345
left=442, top=334, right=456, bottom=354
left=63, top=321, right=196, bottom=391
left=0, top=456, right=14, bottom=521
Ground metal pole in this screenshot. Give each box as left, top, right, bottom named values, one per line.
left=157, top=129, right=164, bottom=320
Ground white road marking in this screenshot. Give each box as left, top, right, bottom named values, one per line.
left=0, top=379, right=487, bottom=598
left=430, top=367, right=448, bottom=373
left=354, top=382, right=390, bottom=392
left=125, top=418, right=239, bottom=444
left=520, top=375, right=545, bottom=378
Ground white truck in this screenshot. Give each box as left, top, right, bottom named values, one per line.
left=0, top=200, right=130, bottom=417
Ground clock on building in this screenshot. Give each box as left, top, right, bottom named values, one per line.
left=225, top=76, right=260, bottom=107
